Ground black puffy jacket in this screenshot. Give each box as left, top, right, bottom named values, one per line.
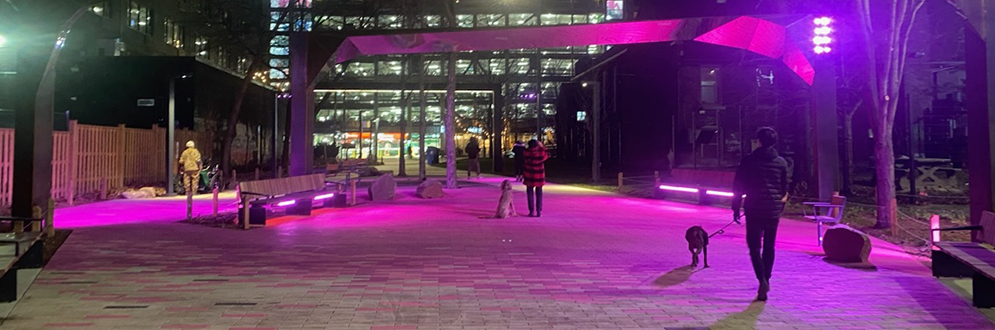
left=732, top=146, right=788, bottom=219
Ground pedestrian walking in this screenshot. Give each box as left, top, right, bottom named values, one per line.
left=523, top=139, right=548, bottom=217
left=179, top=140, right=203, bottom=220
left=731, top=127, right=789, bottom=302
left=512, top=140, right=526, bottom=182
left=465, top=137, right=481, bottom=179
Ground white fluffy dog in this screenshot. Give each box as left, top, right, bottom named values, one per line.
left=495, top=180, right=518, bottom=219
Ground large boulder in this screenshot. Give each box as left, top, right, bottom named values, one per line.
left=416, top=179, right=444, bottom=199
left=367, top=174, right=396, bottom=201
left=822, top=224, right=872, bottom=263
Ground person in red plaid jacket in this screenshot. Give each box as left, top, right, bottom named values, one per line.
left=523, top=139, right=548, bottom=217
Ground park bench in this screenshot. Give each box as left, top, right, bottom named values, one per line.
left=932, top=211, right=995, bottom=308
left=0, top=217, right=45, bottom=302
left=658, top=168, right=736, bottom=204
left=236, top=174, right=336, bottom=229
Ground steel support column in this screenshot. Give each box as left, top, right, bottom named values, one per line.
left=11, top=47, right=53, bottom=224
left=492, top=87, right=504, bottom=173
left=811, top=57, right=839, bottom=200
left=289, top=32, right=315, bottom=176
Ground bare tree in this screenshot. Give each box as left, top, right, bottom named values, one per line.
left=441, top=0, right=458, bottom=188
left=856, top=0, right=926, bottom=229
left=182, top=0, right=298, bottom=182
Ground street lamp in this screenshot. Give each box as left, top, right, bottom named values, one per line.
left=813, top=16, right=833, bottom=54
left=583, top=81, right=601, bottom=183
left=166, top=74, right=192, bottom=196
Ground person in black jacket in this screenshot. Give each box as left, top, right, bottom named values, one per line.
left=512, top=141, right=526, bottom=181
left=732, top=127, right=788, bottom=302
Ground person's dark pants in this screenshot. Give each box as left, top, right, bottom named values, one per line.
left=746, top=215, right=779, bottom=282
left=514, top=161, right=524, bottom=177
left=526, top=186, right=543, bottom=213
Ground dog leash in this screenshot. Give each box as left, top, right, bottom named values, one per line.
left=708, top=216, right=743, bottom=238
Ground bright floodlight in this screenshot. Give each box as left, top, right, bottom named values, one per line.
left=0, top=35, right=6, bottom=48
left=813, top=16, right=833, bottom=54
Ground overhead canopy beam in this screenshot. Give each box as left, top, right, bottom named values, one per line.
left=290, top=15, right=819, bottom=176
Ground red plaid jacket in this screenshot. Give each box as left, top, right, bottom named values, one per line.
left=523, top=146, right=548, bottom=187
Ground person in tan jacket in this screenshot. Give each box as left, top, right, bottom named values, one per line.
left=179, top=141, right=202, bottom=218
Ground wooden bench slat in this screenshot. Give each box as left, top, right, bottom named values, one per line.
left=935, top=242, right=995, bottom=281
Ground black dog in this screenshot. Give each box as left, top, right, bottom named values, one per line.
left=685, top=226, right=709, bottom=268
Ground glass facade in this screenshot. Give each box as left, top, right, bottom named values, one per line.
left=269, top=1, right=608, bottom=151
left=128, top=1, right=152, bottom=34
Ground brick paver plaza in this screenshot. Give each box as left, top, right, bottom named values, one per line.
left=2, top=177, right=992, bottom=329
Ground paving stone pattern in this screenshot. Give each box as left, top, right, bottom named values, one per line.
left=3, top=178, right=993, bottom=329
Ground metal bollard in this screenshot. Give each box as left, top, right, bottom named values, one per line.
left=242, top=196, right=250, bottom=230
left=212, top=187, right=219, bottom=216
left=617, top=172, right=624, bottom=190
left=46, top=199, right=55, bottom=238
left=350, top=180, right=357, bottom=206
left=99, top=177, right=108, bottom=200
left=31, top=205, right=42, bottom=232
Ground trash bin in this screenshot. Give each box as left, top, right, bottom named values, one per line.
left=426, top=147, right=440, bottom=164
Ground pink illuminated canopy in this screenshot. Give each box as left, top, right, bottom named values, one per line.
left=325, top=16, right=816, bottom=85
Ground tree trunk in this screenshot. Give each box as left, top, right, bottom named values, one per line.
left=280, top=99, right=292, bottom=170
left=398, top=58, right=409, bottom=177
left=221, top=57, right=260, bottom=185
left=842, top=111, right=855, bottom=195
left=444, top=52, right=457, bottom=189
left=872, top=100, right=897, bottom=230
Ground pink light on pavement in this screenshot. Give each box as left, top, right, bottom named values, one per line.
left=313, top=193, right=335, bottom=201
left=276, top=200, right=296, bottom=207
left=658, top=185, right=699, bottom=194
left=705, top=190, right=735, bottom=197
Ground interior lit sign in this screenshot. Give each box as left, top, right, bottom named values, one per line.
left=137, top=99, right=155, bottom=107
left=606, top=0, right=624, bottom=21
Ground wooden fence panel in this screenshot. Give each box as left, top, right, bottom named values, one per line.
left=123, top=126, right=161, bottom=185
left=74, top=125, right=124, bottom=197
left=0, top=122, right=212, bottom=206
left=51, top=131, right=72, bottom=202
left=0, top=129, right=12, bottom=206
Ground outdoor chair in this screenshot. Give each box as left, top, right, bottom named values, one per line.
left=802, top=195, right=847, bottom=246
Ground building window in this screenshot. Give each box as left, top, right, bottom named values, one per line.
left=195, top=37, right=209, bottom=57
left=576, top=111, right=586, bottom=122
left=163, top=19, right=183, bottom=48
left=701, top=67, right=720, bottom=105
left=540, top=14, right=572, bottom=25
left=89, top=2, right=110, bottom=17
left=509, top=14, right=537, bottom=26
left=128, top=1, right=152, bottom=34
left=424, top=15, right=441, bottom=28
left=457, top=14, right=473, bottom=28
left=476, top=14, right=505, bottom=27
left=377, top=60, right=403, bottom=76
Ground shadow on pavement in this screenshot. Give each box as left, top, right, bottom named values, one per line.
left=708, top=301, right=766, bottom=329
left=821, top=257, right=879, bottom=271
left=896, top=276, right=995, bottom=328
left=653, top=265, right=699, bottom=288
